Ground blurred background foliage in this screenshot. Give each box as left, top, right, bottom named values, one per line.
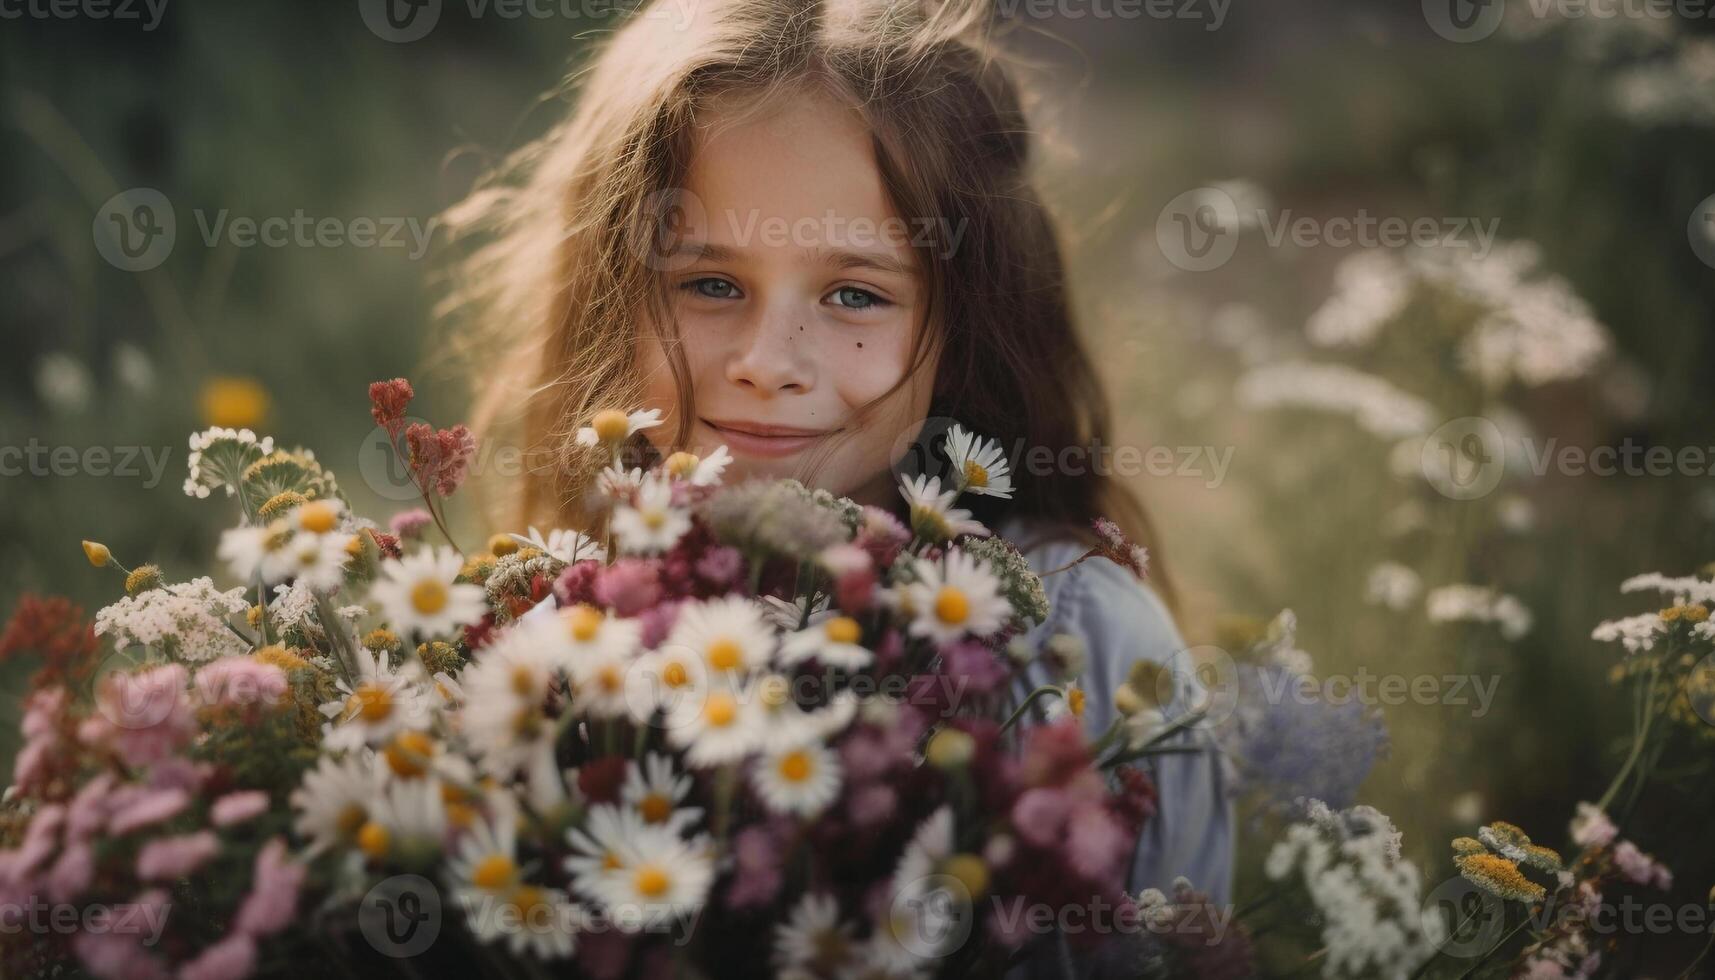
left=3, top=0, right=1714, bottom=969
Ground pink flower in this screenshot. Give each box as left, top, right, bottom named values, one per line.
left=388, top=508, right=434, bottom=540
left=234, top=838, right=304, bottom=937
left=136, top=831, right=220, bottom=880
left=694, top=546, right=743, bottom=588
left=1568, top=802, right=1616, bottom=849
left=109, top=787, right=190, bottom=835
left=724, top=823, right=786, bottom=908
left=67, top=772, right=118, bottom=839
left=85, top=664, right=196, bottom=766
left=635, top=599, right=682, bottom=649
left=405, top=422, right=476, bottom=497
left=72, top=928, right=169, bottom=980
left=195, top=658, right=287, bottom=713
left=847, top=783, right=898, bottom=828
left=45, top=841, right=95, bottom=901
left=1612, top=840, right=1670, bottom=889
left=1065, top=806, right=1128, bottom=879
left=178, top=934, right=257, bottom=980
left=1012, top=787, right=1073, bottom=848
left=594, top=559, right=662, bottom=616
left=856, top=507, right=909, bottom=568
left=1091, top=517, right=1149, bottom=580
left=210, top=791, right=269, bottom=828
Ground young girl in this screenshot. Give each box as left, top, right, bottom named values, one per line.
left=443, top=0, right=1232, bottom=948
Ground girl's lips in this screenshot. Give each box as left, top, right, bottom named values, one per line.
left=701, top=418, right=834, bottom=458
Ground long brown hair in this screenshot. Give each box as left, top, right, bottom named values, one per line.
left=439, top=0, right=1177, bottom=607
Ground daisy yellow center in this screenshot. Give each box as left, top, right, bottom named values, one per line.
left=511, top=665, right=538, bottom=697
left=445, top=802, right=476, bottom=830
left=777, top=750, right=813, bottom=783
left=512, top=707, right=542, bottom=737
left=934, top=586, right=970, bottom=626
left=707, top=639, right=742, bottom=671
left=336, top=804, right=368, bottom=837
left=472, top=854, right=519, bottom=892
left=662, top=661, right=689, bottom=688
left=592, top=410, right=631, bottom=443
left=510, top=885, right=549, bottom=919
left=639, top=793, right=673, bottom=824
left=665, top=451, right=700, bottom=478
left=385, top=730, right=434, bottom=777
left=567, top=605, right=603, bottom=642
left=357, top=821, right=390, bottom=858
left=602, top=851, right=623, bottom=871
left=704, top=692, right=737, bottom=728
left=348, top=683, right=394, bottom=723
left=263, top=526, right=292, bottom=553
left=410, top=579, right=449, bottom=615
left=643, top=509, right=668, bottom=530
left=345, top=536, right=364, bottom=559
left=963, top=460, right=990, bottom=488
left=825, top=616, right=861, bottom=645
left=298, top=501, right=338, bottom=534
left=597, top=665, right=623, bottom=693
left=634, top=865, right=671, bottom=898
left=1067, top=686, right=1086, bottom=718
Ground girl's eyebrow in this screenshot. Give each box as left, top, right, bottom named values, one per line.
left=666, top=240, right=916, bottom=279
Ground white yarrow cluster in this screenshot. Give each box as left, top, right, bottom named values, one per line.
left=1424, top=584, right=1533, bottom=640
left=1236, top=362, right=1436, bottom=439
left=93, top=577, right=252, bottom=662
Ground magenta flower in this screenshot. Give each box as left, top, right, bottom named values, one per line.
left=136, top=830, right=220, bottom=880
left=234, top=838, right=304, bottom=937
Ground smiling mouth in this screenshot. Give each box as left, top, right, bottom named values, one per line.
left=701, top=418, right=838, bottom=458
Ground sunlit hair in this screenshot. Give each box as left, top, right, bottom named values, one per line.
left=439, top=0, right=1176, bottom=605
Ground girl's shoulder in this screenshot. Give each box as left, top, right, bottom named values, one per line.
left=997, top=517, right=1183, bottom=667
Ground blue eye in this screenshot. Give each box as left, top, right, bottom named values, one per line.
left=684, top=277, right=739, bottom=299
left=830, top=286, right=887, bottom=310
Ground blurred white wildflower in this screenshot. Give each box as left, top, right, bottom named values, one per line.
left=1415, top=243, right=1610, bottom=389
left=1364, top=562, right=1422, bottom=612
left=1205, top=303, right=1280, bottom=366
left=1591, top=614, right=1663, bottom=655
left=1425, top=584, right=1533, bottom=640
left=111, top=343, right=156, bottom=395
left=1236, top=362, right=1436, bottom=438
left=1496, top=495, right=1536, bottom=534
left=1610, top=38, right=1715, bottom=126
left=1306, top=251, right=1413, bottom=348
left=1197, top=179, right=1272, bottom=233
left=1619, top=572, right=1715, bottom=605
left=1263, top=801, right=1443, bottom=978
left=35, top=352, right=93, bottom=413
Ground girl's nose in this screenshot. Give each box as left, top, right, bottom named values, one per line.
left=724, top=309, right=814, bottom=395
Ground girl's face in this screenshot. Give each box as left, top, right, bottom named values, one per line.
left=636, top=90, right=937, bottom=505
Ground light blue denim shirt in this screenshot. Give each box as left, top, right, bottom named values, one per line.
left=1005, top=521, right=1234, bottom=907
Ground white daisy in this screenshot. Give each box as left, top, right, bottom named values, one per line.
left=565, top=803, right=649, bottom=881
left=217, top=520, right=295, bottom=583
left=371, top=547, right=487, bottom=638
left=358, top=776, right=449, bottom=862
left=778, top=615, right=873, bottom=671
left=319, top=649, right=431, bottom=751
left=773, top=892, right=855, bottom=976
left=879, top=807, right=961, bottom=967
left=751, top=739, right=842, bottom=817
left=944, top=424, right=1013, bottom=498
left=664, top=445, right=734, bottom=486
left=578, top=827, right=715, bottom=930
left=664, top=680, right=765, bottom=768
left=624, top=644, right=711, bottom=724
left=569, top=638, right=634, bottom=720
left=596, top=463, right=647, bottom=502
left=492, top=884, right=581, bottom=960
left=898, top=474, right=988, bottom=541
left=288, top=498, right=349, bottom=535
left=283, top=531, right=356, bottom=592
left=507, top=526, right=605, bottom=564
left=546, top=603, right=643, bottom=674
left=458, top=631, right=561, bottom=777
left=621, top=753, right=703, bottom=833
left=447, top=812, right=523, bottom=917
left=662, top=595, right=776, bottom=681
left=610, top=474, right=691, bottom=554
left=576, top=408, right=663, bottom=448
left=901, top=549, right=1011, bottom=644
left=291, top=752, right=380, bottom=856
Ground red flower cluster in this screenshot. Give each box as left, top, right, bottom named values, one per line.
left=0, top=594, right=98, bottom=690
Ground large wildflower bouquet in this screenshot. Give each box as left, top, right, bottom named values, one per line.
left=0, top=379, right=1175, bottom=979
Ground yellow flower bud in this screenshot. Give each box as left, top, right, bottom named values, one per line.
left=81, top=540, right=111, bottom=567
